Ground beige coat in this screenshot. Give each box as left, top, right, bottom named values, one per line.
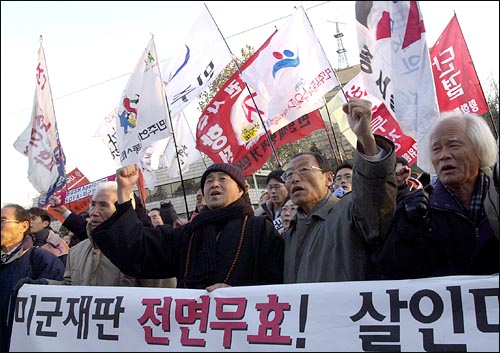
left=48, top=234, right=176, bottom=287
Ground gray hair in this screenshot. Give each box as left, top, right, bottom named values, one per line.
left=420, top=111, right=498, bottom=173
left=93, top=181, right=118, bottom=198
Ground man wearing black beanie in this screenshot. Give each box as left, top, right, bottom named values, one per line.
left=91, top=162, right=284, bottom=291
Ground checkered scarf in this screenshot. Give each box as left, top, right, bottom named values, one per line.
left=443, top=171, right=488, bottom=228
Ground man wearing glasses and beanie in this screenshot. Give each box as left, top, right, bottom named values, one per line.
left=282, top=98, right=397, bottom=283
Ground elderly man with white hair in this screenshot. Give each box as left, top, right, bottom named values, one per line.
left=23, top=181, right=176, bottom=288
left=374, top=111, right=499, bottom=279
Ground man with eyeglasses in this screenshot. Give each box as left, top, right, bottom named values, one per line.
left=255, top=170, right=289, bottom=234
left=281, top=97, right=397, bottom=283
left=1, top=204, right=64, bottom=352
left=332, top=162, right=353, bottom=198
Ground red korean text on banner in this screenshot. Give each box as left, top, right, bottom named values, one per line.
left=196, top=31, right=278, bottom=171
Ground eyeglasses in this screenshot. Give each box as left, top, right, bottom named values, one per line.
left=1, top=218, right=20, bottom=224
left=266, top=184, right=284, bottom=191
left=281, top=166, right=324, bottom=182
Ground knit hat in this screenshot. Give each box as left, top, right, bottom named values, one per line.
left=200, top=163, right=246, bottom=194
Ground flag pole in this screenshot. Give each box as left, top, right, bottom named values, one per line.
left=204, top=3, right=283, bottom=170
left=303, top=7, right=349, bottom=104
left=163, top=107, right=191, bottom=219
left=156, top=34, right=191, bottom=219
left=322, top=98, right=344, bottom=164
left=181, top=112, right=208, bottom=171
left=303, top=6, right=348, bottom=165
left=38, top=34, right=68, bottom=207
left=455, top=14, right=498, bottom=139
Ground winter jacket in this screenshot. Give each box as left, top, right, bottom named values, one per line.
left=283, top=135, right=397, bottom=283
left=62, top=212, right=88, bottom=241
left=1, top=236, right=64, bottom=352
left=374, top=178, right=499, bottom=279
left=47, top=228, right=176, bottom=288
left=92, top=197, right=284, bottom=289
left=31, top=228, right=69, bottom=265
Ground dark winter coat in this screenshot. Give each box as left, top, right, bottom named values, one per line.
left=1, top=236, right=64, bottom=352
left=374, top=178, right=499, bottom=279
left=92, top=197, right=284, bottom=289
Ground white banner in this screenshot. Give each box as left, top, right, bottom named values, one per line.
left=11, top=275, right=499, bottom=352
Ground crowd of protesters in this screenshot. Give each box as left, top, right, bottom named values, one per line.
left=2, top=97, right=499, bottom=351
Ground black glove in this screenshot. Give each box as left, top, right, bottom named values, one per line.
left=402, top=189, right=431, bottom=229
left=13, top=277, right=48, bottom=293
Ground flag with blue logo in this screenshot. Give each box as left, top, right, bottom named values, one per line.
left=241, top=5, right=339, bottom=133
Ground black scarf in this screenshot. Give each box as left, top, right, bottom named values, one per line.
left=184, top=196, right=254, bottom=288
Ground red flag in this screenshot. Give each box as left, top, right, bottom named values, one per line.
left=430, top=14, right=489, bottom=115
left=238, top=110, right=326, bottom=176
left=327, top=73, right=418, bottom=165
left=196, top=29, right=326, bottom=176
left=47, top=167, right=91, bottom=222
left=196, top=31, right=277, bottom=171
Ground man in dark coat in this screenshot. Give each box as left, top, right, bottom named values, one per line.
left=92, top=163, right=284, bottom=290
left=1, top=204, right=64, bottom=352
left=374, top=111, right=499, bottom=279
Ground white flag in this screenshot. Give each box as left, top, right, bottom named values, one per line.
left=162, top=5, right=233, bottom=117
left=161, top=111, right=203, bottom=178
left=115, top=36, right=171, bottom=169
left=355, top=1, right=439, bottom=173
left=14, top=37, right=67, bottom=207
left=94, top=107, right=121, bottom=167
left=241, top=5, right=340, bottom=133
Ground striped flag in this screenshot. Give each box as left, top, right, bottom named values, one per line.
left=355, top=1, right=439, bottom=173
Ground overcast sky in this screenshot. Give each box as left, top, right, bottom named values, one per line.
left=1, top=1, right=499, bottom=207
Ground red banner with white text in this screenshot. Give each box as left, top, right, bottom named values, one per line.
left=430, top=14, right=489, bottom=115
